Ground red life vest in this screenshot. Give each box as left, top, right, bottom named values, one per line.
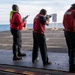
left=63, top=8, right=75, bottom=32
left=10, top=12, right=24, bottom=30
left=33, top=14, right=45, bottom=34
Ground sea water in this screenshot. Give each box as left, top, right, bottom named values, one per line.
left=0, top=23, right=64, bottom=32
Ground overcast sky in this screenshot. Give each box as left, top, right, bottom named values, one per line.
left=0, top=0, right=75, bottom=24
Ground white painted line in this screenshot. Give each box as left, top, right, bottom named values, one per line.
left=0, top=44, right=67, bottom=48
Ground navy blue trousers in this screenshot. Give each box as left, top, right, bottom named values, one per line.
left=32, top=31, right=49, bottom=64
left=64, top=31, right=75, bottom=71
left=10, top=29, right=22, bottom=56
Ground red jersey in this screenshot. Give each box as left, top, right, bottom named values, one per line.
left=10, top=12, right=24, bottom=30
left=63, top=8, right=75, bottom=32
left=33, top=14, right=45, bottom=34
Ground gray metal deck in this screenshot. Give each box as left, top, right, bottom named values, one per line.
left=0, top=50, right=69, bottom=72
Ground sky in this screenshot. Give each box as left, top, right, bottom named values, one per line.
left=0, top=0, right=75, bottom=24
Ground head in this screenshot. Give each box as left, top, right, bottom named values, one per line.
left=71, top=3, right=75, bottom=9
left=39, top=9, right=47, bottom=15
left=12, top=4, right=19, bottom=12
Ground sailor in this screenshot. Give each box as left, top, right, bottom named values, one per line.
left=10, top=4, right=26, bottom=60
left=63, top=3, right=75, bottom=71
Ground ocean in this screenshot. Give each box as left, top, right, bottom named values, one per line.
left=0, top=23, right=64, bottom=32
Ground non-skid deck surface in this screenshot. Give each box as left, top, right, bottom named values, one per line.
left=0, top=50, right=69, bottom=72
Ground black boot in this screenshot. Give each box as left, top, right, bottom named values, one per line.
left=43, top=57, right=52, bottom=66
left=18, top=48, right=26, bottom=57
left=18, top=53, right=26, bottom=57
left=13, top=49, right=22, bottom=60
left=13, top=56, right=22, bottom=60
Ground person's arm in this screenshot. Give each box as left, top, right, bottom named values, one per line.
left=39, top=16, right=50, bottom=25
left=73, top=13, right=75, bottom=20
left=15, top=13, right=24, bottom=27
left=39, top=16, right=46, bottom=25
left=45, top=19, right=50, bottom=26
left=73, top=13, right=75, bottom=32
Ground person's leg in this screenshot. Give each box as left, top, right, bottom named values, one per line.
left=64, top=31, right=75, bottom=71
left=64, top=31, right=75, bottom=57
left=38, top=33, right=51, bottom=65
left=17, top=30, right=22, bottom=54
left=10, top=29, right=22, bottom=60
left=17, top=30, right=26, bottom=56
left=64, top=31, right=71, bottom=56
left=32, top=32, right=39, bottom=63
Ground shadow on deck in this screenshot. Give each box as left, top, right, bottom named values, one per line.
left=0, top=50, right=75, bottom=74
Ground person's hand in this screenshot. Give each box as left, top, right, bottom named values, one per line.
left=22, top=17, right=26, bottom=23
left=46, top=20, right=50, bottom=26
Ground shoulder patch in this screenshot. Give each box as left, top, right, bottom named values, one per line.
left=65, top=12, right=71, bottom=15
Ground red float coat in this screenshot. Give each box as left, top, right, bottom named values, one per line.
left=10, top=12, right=24, bottom=30
left=33, top=14, right=45, bottom=34
left=63, top=8, right=75, bottom=32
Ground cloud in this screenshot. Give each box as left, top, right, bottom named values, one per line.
left=0, top=0, right=75, bottom=24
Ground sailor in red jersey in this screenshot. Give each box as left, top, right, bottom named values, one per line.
left=10, top=4, right=26, bottom=60
left=63, top=3, right=75, bottom=72
left=32, top=9, right=52, bottom=66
